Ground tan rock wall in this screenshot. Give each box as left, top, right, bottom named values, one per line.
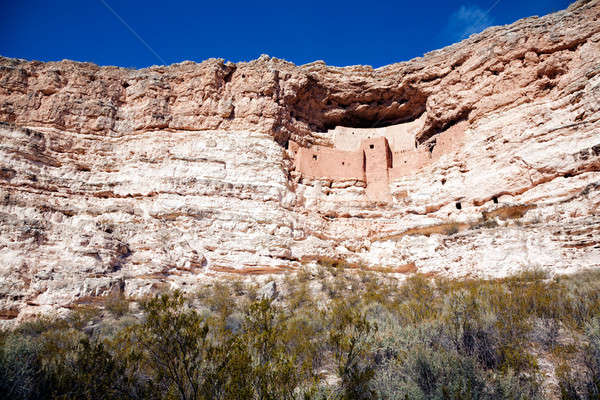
left=431, top=121, right=468, bottom=161
left=0, top=0, right=599, bottom=321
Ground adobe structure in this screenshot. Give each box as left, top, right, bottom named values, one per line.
left=289, top=116, right=467, bottom=201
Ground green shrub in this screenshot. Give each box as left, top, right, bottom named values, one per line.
left=0, top=334, right=46, bottom=400
left=104, top=293, right=130, bottom=318
left=328, top=301, right=378, bottom=400
left=560, top=317, right=600, bottom=399
left=2, top=269, right=600, bottom=399
left=47, top=338, right=138, bottom=400
left=241, top=299, right=304, bottom=400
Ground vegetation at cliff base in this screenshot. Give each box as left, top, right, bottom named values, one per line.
left=1, top=267, right=600, bottom=399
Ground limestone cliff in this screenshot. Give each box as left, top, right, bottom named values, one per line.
left=0, top=0, right=599, bottom=320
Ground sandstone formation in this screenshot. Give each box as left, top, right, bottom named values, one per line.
left=0, top=0, right=599, bottom=321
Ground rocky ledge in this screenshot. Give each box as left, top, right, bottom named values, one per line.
left=0, top=0, right=599, bottom=321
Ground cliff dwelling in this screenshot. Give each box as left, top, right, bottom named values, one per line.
left=289, top=115, right=467, bottom=201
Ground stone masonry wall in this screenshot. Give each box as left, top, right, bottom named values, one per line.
left=291, top=120, right=466, bottom=201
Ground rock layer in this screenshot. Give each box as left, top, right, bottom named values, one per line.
left=1, top=0, right=600, bottom=320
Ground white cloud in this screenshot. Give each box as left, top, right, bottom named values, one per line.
left=447, top=4, right=494, bottom=41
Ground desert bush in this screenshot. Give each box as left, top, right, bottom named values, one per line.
left=287, top=279, right=312, bottom=311
left=104, top=293, right=130, bottom=318
left=47, top=338, right=139, bottom=400
left=203, top=281, right=235, bottom=315
left=373, top=341, right=542, bottom=400
left=373, top=345, right=491, bottom=400
left=296, top=268, right=313, bottom=283
left=241, top=299, right=305, bottom=400
left=232, top=279, right=246, bottom=296
left=328, top=301, right=378, bottom=400
left=121, top=291, right=220, bottom=399
left=559, top=317, right=600, bottom=399
left=64, top=305, right=102, bottom=331
left=284, top=311, right=325, bottom=373
left=583, top=318, right=600, bottom=397
left=442, top=289, right=500, bottom=369
left=3, top=269, right=600, bottom=399
left=487, top=368, right=542, bottom=400
left=0, top=333, right=46, bottom=400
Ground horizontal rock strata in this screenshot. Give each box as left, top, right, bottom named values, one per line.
left=0, top=0, right=599, bottom=320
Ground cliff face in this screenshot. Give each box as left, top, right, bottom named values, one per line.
left=1, top=0, right=599, bottom=320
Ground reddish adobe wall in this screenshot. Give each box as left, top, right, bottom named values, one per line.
left=361, top=137, right=393, bottom=201
left=390, top=149, right=431, bottom=178
left=291, top=141, right=364, bottom=181
left=361, top=137, right=392, bottom=172
left=331, top=113, right=426, bottom=152
left=289, top=121, right=467, bottom=201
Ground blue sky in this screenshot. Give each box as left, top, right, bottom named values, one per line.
left=1, top=0, right=571, bottom=69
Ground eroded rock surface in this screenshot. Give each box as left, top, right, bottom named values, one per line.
left=1, top=0, right=599, bottom=320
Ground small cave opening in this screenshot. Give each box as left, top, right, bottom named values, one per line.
left=369, top=144, right=375, bottom=149
left=322, top=115, right=416, bottom=131
left=310, top=96, right=427, bottom=134
left=223, top=67, right=235, bottom=83
left=312, top=154, right=318, bottom=160
left=493, top=196, right=498, bottom=204
left=455, top=202, right=462, bottom=210
left=284, top=72, right=430, bottom=134
left=441, top=178, right=446, bottom=185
